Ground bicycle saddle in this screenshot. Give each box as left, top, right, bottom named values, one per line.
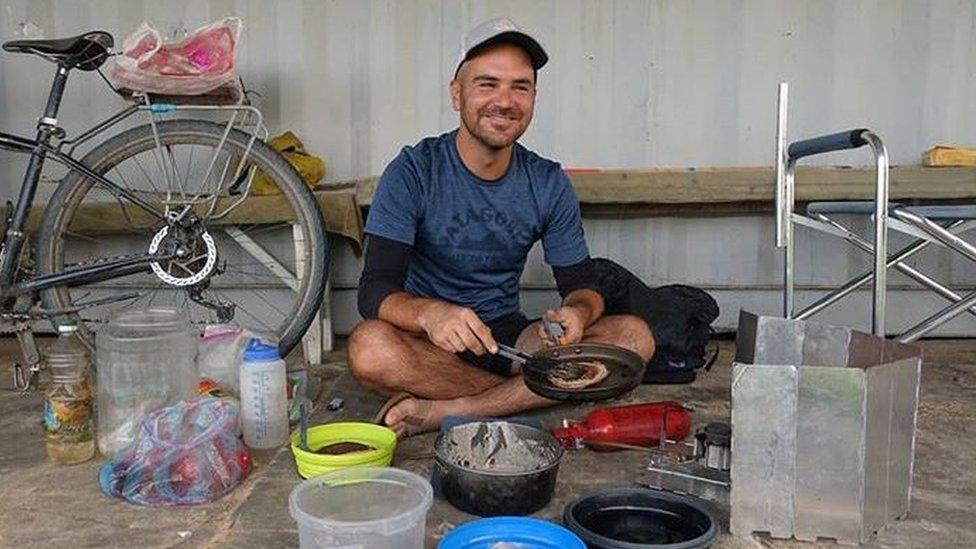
left=3, top=30, right=113, bottom=71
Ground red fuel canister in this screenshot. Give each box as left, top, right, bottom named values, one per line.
left=551, top=401, right=692, bottom=451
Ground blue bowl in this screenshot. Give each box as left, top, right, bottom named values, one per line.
left=438, top=516, right=585, bottom=549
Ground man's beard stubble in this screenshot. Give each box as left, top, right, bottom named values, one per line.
left=461, top=96, right=528, bottom=150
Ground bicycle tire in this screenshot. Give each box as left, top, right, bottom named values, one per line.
left=36, top=119, right=329, bottom=356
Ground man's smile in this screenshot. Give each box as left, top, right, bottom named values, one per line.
left=482, top=110, right=521, bottom=130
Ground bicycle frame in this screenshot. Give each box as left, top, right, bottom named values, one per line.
left=2, top=44, right=291, bottom=393
left=0, top=63, right=266, bottom=303
left=0, top=65, right=170, bottom=300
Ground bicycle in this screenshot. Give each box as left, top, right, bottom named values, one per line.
left=0, top=31, right=329, bottom=390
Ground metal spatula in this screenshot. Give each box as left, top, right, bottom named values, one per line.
left=542, top=316, right=565, bottom=345
left=496, top=343, right=587, bottom=381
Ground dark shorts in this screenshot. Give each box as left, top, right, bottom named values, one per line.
left=457, top=311, right=538, bottom=376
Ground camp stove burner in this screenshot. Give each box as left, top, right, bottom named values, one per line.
left=639, top=421, right=732, bottom=506
left=694, top=422, right=731, bottom=471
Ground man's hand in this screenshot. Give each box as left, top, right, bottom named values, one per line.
left=537, top=306, right=587, bottom=346
left=537, top=288, right=604, bottom=346
left=418, top=301, right=498, bottom=355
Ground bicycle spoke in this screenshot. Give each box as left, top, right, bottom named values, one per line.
left=222, top=257, right=298, bottom=268
left=251, top=287, right=289, bottom=319
left=111, top=165, right=135, bottom=192
left=164, top=144, right=188, bottom=198
left=116, top=203, right=138, bottom=231
left=109, top=167, right=143, bottom=230
left=146, top=286, right=161, bottom=308
left=147, top=126, right=179, bottom=202
left=221, top=266, right=289, bottom=278
left=63, top=231, right=99, bottom=243
left=237, top=222, right=294, bottom=237
left=131, top=153, right=163, bottom=197
left=117, top=292, right=144, bottom=312
left=180, top=291, right=190, bottom=315
left=183, top=145, right=195, bottom=192
left=213, top=288, right=275, bottom=332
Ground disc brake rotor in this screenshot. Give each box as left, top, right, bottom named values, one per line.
left=147, top=225, right=218, bottom=286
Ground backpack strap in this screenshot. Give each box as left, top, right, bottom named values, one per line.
left=702, top=328, right=720, bottom=371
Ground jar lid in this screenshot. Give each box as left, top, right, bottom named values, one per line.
left=107, top=308, right=189, bottom=330
left=102, top=308, right=192, bottom=340
left=244, top=338, right=280, bottom=362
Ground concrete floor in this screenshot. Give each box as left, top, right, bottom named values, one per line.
left=1, top=336, right=974, bottom=548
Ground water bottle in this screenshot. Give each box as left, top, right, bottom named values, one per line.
left=239, top=338, right=288, bottom=449
left=44, top=318, right=95, bottom=464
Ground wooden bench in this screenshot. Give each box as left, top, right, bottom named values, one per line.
left=24, top=165, right=974, bottom=360
left=349, top=165, right=976, bottom=214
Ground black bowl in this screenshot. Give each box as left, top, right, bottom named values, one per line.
left=563, top=487, right=718, bottom=549
left=434, top=421, right=563, bottom=516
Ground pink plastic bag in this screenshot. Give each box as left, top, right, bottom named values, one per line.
left=110, top=17, right=242, bottom=95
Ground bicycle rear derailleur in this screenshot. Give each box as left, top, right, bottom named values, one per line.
left=188, top=281, right=235, bottom=323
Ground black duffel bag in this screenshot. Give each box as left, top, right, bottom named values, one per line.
left=592, top=258, right=720, bottom=384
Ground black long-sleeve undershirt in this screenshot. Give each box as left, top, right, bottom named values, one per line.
left=357, top=234, right=602, bottom=319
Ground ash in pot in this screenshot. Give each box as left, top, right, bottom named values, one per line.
left=439, top=422, right=560, bottom=473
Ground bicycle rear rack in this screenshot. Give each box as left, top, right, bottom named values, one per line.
left=58, top=81, right=270, bottom=222
left=137, top=89, right=269, bottom=220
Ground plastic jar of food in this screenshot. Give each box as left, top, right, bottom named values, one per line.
left=96, top=308, right=197, bottom=457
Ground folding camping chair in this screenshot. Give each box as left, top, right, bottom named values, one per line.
left=888, top=206, right=976, bottom=341
left=774, top=82, right=976, bottom=342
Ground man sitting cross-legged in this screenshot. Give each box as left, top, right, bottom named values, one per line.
left=346, top=18, right=654, bottom=438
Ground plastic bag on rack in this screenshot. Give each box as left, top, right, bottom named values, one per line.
left=110, top=17, right=243, bottom=96
left=99, top=398, right=251, bottom=506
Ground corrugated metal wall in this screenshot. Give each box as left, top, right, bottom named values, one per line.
left=2, top=1, right=975, bottom=336
left=3, top=0, right=975, bottom=187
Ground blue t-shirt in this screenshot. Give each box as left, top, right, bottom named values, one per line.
left=365, top=130, right=590, bottom=322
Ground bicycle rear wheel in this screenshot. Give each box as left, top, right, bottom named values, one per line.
left=36, top=119, right=329, bottom=356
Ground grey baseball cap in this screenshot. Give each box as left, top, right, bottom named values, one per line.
left=453, top=17, right=548, bottom=78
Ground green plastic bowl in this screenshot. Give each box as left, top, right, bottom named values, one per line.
left=291, top=422, right=397, bottom=478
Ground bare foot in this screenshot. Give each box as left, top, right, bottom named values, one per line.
left=383, top=396, right=447, bottom=438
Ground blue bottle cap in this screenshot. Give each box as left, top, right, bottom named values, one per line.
left=243, top=337, right=280, bottom=362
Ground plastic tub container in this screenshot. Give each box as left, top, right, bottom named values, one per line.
left=562, top=487, right=719, bottom=549
left=438, top=516, right=585, bottom=548
left=289, top=466, right=433, bottom=549
left=96, top=308, right=197, bottom=457
left=291, top=422, right=397, bottom=478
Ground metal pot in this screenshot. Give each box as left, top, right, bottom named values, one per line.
left=434, top=421, right=563, bottom=516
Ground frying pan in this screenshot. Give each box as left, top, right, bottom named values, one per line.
left=522, top=343, right=646, bottom=401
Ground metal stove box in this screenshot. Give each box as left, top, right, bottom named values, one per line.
left=730, top=311, right=922, bottom=544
